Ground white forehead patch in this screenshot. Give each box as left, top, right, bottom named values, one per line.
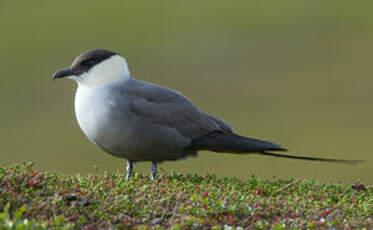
left=75, top=55, right=130, bottom=86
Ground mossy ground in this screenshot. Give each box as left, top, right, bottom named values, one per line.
left=0, top=162, right=371, bottom=229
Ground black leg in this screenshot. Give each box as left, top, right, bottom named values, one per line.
left=150, top=161, right=157, bottom=180
left=126, top=160, right=133, bottom=181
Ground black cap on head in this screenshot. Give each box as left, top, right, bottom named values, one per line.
left=71, top=49, right=117, bottom=75
left=53, top=49, right=118, bottom=80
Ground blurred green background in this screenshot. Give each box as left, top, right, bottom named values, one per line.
left=0, top=1, right=372, bottom=183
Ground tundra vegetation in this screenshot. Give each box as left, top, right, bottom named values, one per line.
left=0, top=163, right=371, bottom=229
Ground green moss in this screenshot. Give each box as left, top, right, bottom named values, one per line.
left=0, top=162, right=371, bottom=229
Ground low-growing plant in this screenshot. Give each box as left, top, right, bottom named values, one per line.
left=0, top=162, right=371, bottom=229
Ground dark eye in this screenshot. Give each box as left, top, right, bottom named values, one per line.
left=83, top=59, right=96, bottom=66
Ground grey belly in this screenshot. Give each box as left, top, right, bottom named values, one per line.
left=76, top=101, right=193, bottom=162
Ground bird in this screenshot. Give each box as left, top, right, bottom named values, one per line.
left=52, top=49, right=362, bottom=180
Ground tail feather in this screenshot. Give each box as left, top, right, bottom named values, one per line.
left=190, top=131, right=363, bottom=165
left=259, top=151, right=363, bottom=164
left=191, top=131, right=287, bottom=153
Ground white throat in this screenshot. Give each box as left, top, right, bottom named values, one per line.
left=71, top=55, right=130, bottom=87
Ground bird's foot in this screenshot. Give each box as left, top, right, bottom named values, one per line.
left=150, top=161, right=157, bottom=181
left=126, top=160, right=133, bottom=181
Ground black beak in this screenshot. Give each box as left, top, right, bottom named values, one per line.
left=52, top=67, right=74, bottom=80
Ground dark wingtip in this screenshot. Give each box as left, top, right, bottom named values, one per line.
left=269, top=146, right=288, bottom=152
